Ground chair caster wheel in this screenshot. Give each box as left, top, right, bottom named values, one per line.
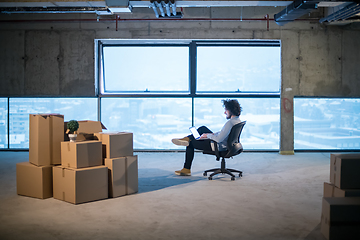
left=203, top=172, right=207, bottom=176
left=208, top=176, right=212, bottom=180
left=231, top=177, right=235, bottom=181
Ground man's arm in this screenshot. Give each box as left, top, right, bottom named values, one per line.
left=204, top=121, right=232, bottom=143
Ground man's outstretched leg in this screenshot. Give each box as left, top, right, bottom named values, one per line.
left=172, top=126, right=212, bottom=147
left=173, top=126, right=213, bottom=176
left=171, top=136, right=190, bottom=146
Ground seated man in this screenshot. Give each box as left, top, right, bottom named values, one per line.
left=171, top=99, right=242, bottom=176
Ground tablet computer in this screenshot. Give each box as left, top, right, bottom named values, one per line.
left=189, top=126, right=201, bottom=140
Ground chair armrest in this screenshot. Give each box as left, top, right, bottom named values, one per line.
left=209, top=139, right=221, bottom=160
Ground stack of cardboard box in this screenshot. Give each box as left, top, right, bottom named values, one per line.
left=95, top=132, right=138, bottom=198
left=17, top=114, right=64, bottom=199
left=53, top=139, right=108, bottom=204
left=17, top=114, right=138, bottom=204
left=321, top=153, right=360, bottom=240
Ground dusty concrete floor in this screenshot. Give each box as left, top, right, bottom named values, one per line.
left=0, top=151, right=330, bottom=240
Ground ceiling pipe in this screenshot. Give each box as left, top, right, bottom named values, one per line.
left=0, top=7, right=110, bottom=14
left=320, top=2, right=360, bottom=23
left=116, top=15, right=119, bottom=31
left=0, top=16, right=321, bottom=24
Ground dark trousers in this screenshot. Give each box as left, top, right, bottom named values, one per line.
left=184, top=126, right=214, bottom=169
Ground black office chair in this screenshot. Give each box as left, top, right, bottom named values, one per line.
left=203, top=121, right=246, bottom=181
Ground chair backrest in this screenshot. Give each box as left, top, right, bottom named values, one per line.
left=224, top=121, right=246, bottom=158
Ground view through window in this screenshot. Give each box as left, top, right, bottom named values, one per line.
left=197, top=46, right=281, bottom=92
left=8, top=98, right=97, bottom=148
left=103, top=46, right=189, bottom=93
left=294, top=98, right=360, bottom=150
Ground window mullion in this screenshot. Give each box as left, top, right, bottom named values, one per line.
left=189, top=41, right=197, bottom=97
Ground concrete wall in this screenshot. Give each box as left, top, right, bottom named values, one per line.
left=1, top=8, right=360, bottom=151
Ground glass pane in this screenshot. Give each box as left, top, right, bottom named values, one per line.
left=294, top=98, right=360, bottom=150
left=103, top=46, right=189, bottom=92
left=0, top=98, right=8, bottom=149
left=197, top=46, right=281, bottom=92
left=101, top=98, right=192, bottom=149
left=194, top=98, right=280, bottom=150
left=9, top=98, right=97, bottom=149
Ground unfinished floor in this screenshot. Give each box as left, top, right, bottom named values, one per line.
left=0, top=151, right=330, bottom=240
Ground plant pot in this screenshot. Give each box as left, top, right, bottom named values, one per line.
left=68, top=134, right=77, bottom=142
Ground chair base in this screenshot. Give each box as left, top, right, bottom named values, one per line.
left=203, top=158, right=242, bottom=181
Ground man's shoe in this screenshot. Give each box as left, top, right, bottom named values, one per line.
left=171, top=137, right=190, bottom=147
left=175, top=168, right=191, bottom=176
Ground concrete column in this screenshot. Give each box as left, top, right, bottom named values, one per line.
left=279, top=30, right=300, bottom=155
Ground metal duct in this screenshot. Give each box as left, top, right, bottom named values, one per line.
left=274, top=0, right=320, bottom=26
left=106, top=0, right=132, bottom=13
left=320, top=2, right=360, bottom=23
left=149, top=0, right=182, bottom=18
left=0, top=7, right=110, bottom=14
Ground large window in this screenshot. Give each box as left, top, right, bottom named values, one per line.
left=99, top=39, right=281, bottom=150
left=0, top=98, right=7, bottom=148
left=8, top=98, right=97, bottom=149
left=197, top=46, right=280, bottom=93
left=102, top=45, right=189, bottom=93
left=294, top=98, right=360, bottom=150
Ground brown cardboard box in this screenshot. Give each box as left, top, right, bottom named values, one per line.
left=16, top=162, right=53, bottom=199
left=321, top=197, right=360, bottom=240
left=125, top=155, right=138, bottom=195
left=104, top=155, right=138, bottom=197
left=94, top=132, right=133, bottom=159
left=61, top=141, right=102, bottom=168
left=53, top=165, right=108, bottom=204
left=29, top=114, right=64, bottom=166
left=324, top=182, right=360, bottom=198
left=330, top=154, right=360, bottom=189
left=64, top=120, right=106, bottom=141
left=104, top=158, right=126, bottom=198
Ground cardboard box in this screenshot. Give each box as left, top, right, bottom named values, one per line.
left=321, top=197, right=360, bottom=240
left=53, top=165, right=108, bottom=204
left=94, top=132, right=133, bottom=159
left=16, top=162, right=53, bottom=199
left=104, top=155, right=138, bottom=197
left=64, top=120, right=106, bottom=141
left=324, top=182, right=360, bottom=198
left=61, top=141, right=102, bottom=169
left=104, top=158, right=126, bottom=198
left=29, top=114, right=64, bottom=166
left=124, top=155, right=138, bottom=195
left=330, top=154, right=360, bottom=189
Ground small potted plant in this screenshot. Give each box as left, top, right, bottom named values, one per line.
left=66, top=120, right=79, bottom=142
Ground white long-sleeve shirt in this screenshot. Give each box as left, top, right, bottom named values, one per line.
left=207, top=116, right=241, bottom=150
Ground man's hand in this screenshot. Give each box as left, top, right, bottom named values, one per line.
left=199, top=133, right=208, bottom=139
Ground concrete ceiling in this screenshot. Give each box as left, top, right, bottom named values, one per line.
left=0, top=0, right=349, bottom=8
left=0, top=0, right=358, bottom=26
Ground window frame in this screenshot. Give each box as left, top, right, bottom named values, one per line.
left=101, top=43, right=191, bottom=94
left=98, top=39, right=281, bottom=98
left=95, top=39, right=282, bottom=150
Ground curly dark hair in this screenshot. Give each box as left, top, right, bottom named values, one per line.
left=222, top=99, right=242, bottom=116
